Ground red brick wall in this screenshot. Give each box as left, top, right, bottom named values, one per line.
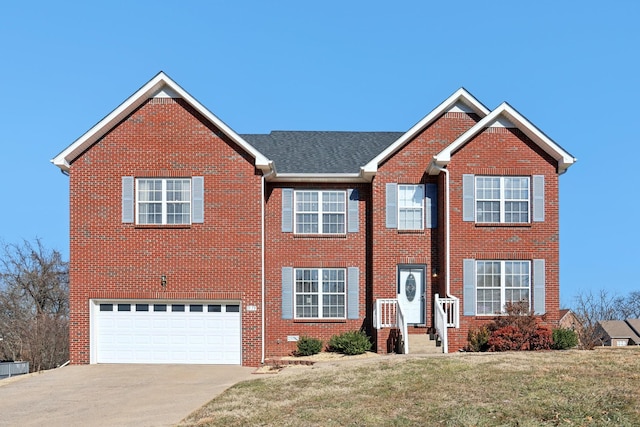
left=371, top=112, right=481, bottom=352
left=68, top=98, right=264, bottom=366
left=446, top=127, right=561, bottom=351
left=263, top=184, right=369, bottom=357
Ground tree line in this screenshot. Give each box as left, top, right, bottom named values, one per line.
left=0, top=239, right=69, bottom=371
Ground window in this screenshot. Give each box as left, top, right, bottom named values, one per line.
left=190, top=304, right=203, bottom=312
left=398, top=185, right=424, bottom=230
left=616, top=339, right=628, bottom=347
left=476, top=261, right=530, bottom=315
left=136, top=178, right=191, bottom=225
left=136, top=304, right=149, bottom=312
left=475, top=176, right=529, bottom=223
left=99, top=304, right=113, bottom=312
left=294, top=190, right=346, bottom=234
left=117, top=304, right=131, bottom=312
left=171, top=304, right=185, bottom=312
left=295, top=268, right=345, bottom=318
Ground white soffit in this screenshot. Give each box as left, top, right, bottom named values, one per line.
left=361, top=88, right=490, bottom=174
left=433, top=102, right=576, bottom=174
left=51, top=72, right=271, bottom=171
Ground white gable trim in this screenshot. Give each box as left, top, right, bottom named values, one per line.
left=361, top=88, right=490, bottom=175
left=431, top=102, right=576, bottom=174
left=51, top=72, right=271, bottom=172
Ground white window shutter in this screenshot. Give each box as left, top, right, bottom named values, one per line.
left=282, top=189, right=293, bottom=232
left=282, top=267, right=293, bottom=319
left=386, top=183, right=397, bottom=228
left=122, top=177, right=134, bottom=223
left=347, top=267, right=360, bottom=319
left=192, top=176, right=204, bottom=223
left=532, top=175, right=545, bottom=222
left=347, top=189, right=359, bottom=233
left=462, top=174, right=475, bottom=222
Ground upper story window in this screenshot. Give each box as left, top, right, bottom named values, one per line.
left=398, top=184, right=424, bottom=230
left=295, top=190, right=346, bottom=234
left=121, top=176, right=204, bottom=225
left=385, top=183, right=437, bottom=230
left=463, top=174, right=544, bottom=224
left=475, top=177, right=529, bottom=223
left=137, top=178, right=191, bottom=225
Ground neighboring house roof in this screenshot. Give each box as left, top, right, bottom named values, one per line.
left=598, top=320, right=640, bottom=343
left=242, top=131, right=403, bottom=175
left=430, top=102, right=577, bottom=175
left=625, top=319, right=640, bottom=336
left=51, top=71, right=271, bottom=172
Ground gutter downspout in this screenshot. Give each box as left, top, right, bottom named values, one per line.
left=429, top=163, right=452, bottom=298
left=261, top=168, right=274, bottom=365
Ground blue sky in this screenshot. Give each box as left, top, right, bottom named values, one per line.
left=1, top=1, right=638, bottom=307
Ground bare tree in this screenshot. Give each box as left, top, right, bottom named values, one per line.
left=572, top=289, right=619, bottom=349
left=616, top=291, right=640, bottom=319
left=0, top=239, right=69, bottom=371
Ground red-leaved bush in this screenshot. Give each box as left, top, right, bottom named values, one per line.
left=488, top=325, right=527, bottom=351
left=529, top=325, right=553, bottom=350
left=468, top=301, right=553, bottom=352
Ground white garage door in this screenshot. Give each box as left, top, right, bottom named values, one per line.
left=93, top=301, right=241, bottom=364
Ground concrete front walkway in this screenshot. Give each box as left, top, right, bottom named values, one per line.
left=0, top=364, right=255, bottom=427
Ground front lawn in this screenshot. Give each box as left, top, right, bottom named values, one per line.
left=180, top=348, right=640, bottom=426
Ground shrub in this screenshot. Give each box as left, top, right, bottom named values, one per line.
left=328, top=331, right=372, bottom=355
left=488, top=325, right=527, bottom=351
left=552, top=328, right=579, bottom=350
left=466, top=326, right=491, bottom=352
left=295, top=336, right=323, bottom=356
left=530, top=326, right=553, bottom=350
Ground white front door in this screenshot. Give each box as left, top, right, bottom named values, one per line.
left=398, top=266, right=425, bottom=325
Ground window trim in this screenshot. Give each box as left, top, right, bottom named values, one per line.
left=475, top=260, right=531, bottom=316
left=475, top=176, right=530, bottom=224
left=397, top=184, right=425, bottom=230
left=135, top=178, right=192, bottom=225
left=294, top=267, right=346, bottom=319
left=293, top=190, right=347, bottom=235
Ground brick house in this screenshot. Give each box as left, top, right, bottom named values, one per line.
left=52, top=72, right=576, bottom=366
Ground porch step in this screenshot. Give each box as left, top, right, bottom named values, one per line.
left=406, top=333, right=443, bottom=354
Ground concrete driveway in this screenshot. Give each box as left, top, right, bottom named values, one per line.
left=0, top=364, right=255, bottom=427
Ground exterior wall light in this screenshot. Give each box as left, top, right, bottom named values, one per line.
left=161, top=275, right=167, bottom=288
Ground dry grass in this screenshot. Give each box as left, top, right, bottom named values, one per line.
left=179, top=348, right=640, bottom=426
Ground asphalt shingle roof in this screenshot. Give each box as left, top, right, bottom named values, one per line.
left=241, top=131, right=403, bottom=174
left=599, top=320, right=640, bottom=343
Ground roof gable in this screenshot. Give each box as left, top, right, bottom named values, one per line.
left=431, top=102, right=576, bottom=174
left=361, top=88, right=490, bottom=176
left=51, top=72, right=270, bottom=172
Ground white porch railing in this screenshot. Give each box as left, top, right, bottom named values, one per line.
left=374, top=298, right=398, bottom=328
left=433, top=294, right=449, bottom=354
left=436, top=294, right=459, bottom=328
left=373, top=298, right=408, bottom=354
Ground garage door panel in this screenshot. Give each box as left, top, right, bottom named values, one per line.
left=95, top=301, right=241, bottom=364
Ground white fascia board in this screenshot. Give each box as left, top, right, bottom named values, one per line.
left=434, top=103, right=576, bottom=173
left=267, top=173, right=370, bottom=183
left=51, top=72, right=271, bottom=172
left=361, top=88, right=490, bottom=174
